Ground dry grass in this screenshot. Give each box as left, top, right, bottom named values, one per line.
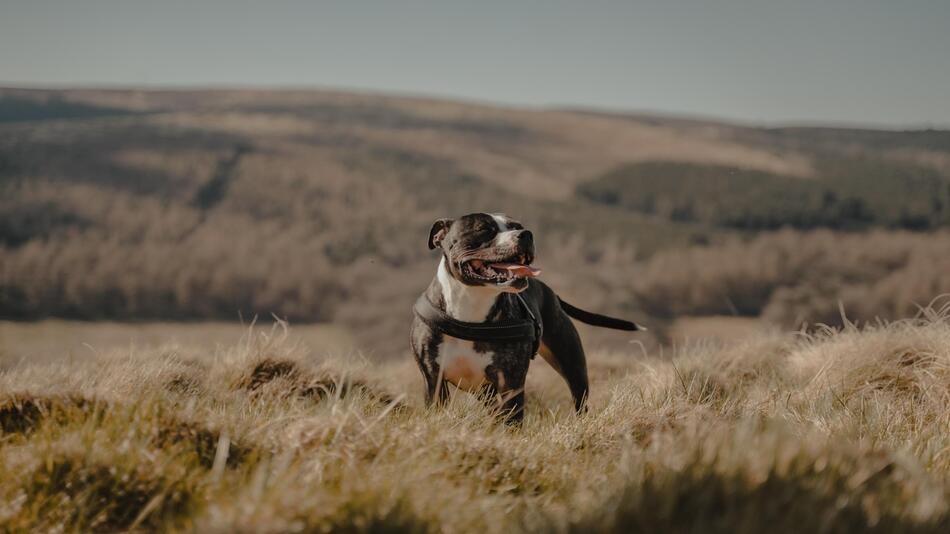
left=4, top=305, right=950, bottom=532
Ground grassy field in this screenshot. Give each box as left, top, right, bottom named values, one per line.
left=4, top=304, right=950, bottom=532
left=0, top=320, right=355, bottom=369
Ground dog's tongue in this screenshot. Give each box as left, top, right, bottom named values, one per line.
left=493, top=263, right=541, bottom=278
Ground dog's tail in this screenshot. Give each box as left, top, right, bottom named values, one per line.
left=558, top=298, right=645, bottom=331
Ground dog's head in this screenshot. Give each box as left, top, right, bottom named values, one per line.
left=428, top=213, right=539, bottom=292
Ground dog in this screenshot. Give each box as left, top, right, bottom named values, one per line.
left=410, top=212, right=643, bottom=423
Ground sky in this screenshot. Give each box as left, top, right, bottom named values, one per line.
left=1, top=0, right=949, bottom=127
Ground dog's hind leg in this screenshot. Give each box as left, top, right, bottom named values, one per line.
left=539, top=314, right=590, bottom=413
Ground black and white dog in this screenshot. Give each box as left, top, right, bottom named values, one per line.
left=410, top=212, right=643, bottom=422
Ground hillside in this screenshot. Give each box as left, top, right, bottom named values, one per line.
left=2, top=88, right=949, bottom=353
left=3, top=308, right=950, bottom=532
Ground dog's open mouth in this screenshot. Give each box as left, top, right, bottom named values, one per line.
left=463, top=257, right=541, bottom=285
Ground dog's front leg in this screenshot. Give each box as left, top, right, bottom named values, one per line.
left=484, top=364, right=526, bottom=424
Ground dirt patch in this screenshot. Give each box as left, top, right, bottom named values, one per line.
left=235, top=358, right=401, bottom=408
left=0, top=394, right=105, bottom=435
left=164, top=373, right=204, bottom=396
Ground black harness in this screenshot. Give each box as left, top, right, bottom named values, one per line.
left=413, top=293, right=542, bottom=358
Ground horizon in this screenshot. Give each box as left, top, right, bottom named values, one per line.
left=2, top=82, right=946, bottom=132
left=2, top=1, right=949, bottom=129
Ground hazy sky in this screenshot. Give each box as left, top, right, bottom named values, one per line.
left=2, top=0, right=948, bottom=127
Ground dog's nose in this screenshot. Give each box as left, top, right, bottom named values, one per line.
left=517, top=230, right=533, bottom=246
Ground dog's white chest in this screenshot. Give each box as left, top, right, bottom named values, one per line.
left=437, top=336, right=492, bottom=390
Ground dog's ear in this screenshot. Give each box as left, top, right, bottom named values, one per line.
left=427, top=218, right=453, bottom=250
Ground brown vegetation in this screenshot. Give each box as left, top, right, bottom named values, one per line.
left=631, top=230, right=950, bottom=329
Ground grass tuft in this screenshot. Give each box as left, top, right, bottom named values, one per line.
left=575, top=427, right=949, bottom=533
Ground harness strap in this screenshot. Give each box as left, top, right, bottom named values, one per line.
left=516, top=293, right=543, bottom=357
left=413, top=294, right=541, bottom=357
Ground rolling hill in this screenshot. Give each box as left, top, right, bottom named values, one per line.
left=1, top=87, right=949, bottom=354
